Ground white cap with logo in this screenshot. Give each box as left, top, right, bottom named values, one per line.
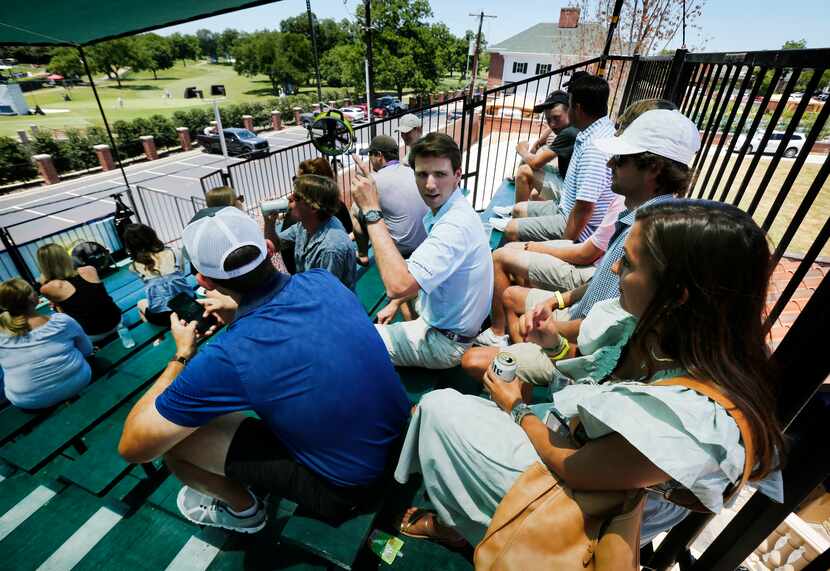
left=594, top=109, right=701, bottom=165
left=394, top=113, right=421, bottom=134
left=182, top=207, right=267, bottom=279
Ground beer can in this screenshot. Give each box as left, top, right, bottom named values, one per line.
left=491, top=352, right=518, bottom=382
left=260, top=197, right=290, bottom=215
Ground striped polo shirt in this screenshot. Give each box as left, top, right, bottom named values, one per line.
left=570, top=194, right=677, bottom=320
left=558, top=116, right=615, bottom=242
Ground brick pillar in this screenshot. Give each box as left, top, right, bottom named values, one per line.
left=16, top=130, right=29, bottom=145
left=209, top=120, right=217, bottom=133
left=312, top=103, right=321, bottom=114
left=271, top=110, right=283, bottom=131
left=344, top=98, right=352, bottom=106
left=93, top=144, right=115, bottom=171
left=293, top=107, right=302, bottom=124
left=328, top=100, right=337, bottom=110
left=176, top=127, right=191, bottom=151
left=408, top=96, right=418, bottom=109
left=140, top=135, right=158, bottom=160
left=29, top=124, right=39, bottom=137
left=242, top=115, right=254, bottom=131
left=33, top=154, right=59, bottom=184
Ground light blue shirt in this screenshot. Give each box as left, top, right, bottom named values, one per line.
left=0, top=313, right=92, bottom=409
left=279, top=216, right=357, bottom=290
left=407, top=189, right=493, bottom=337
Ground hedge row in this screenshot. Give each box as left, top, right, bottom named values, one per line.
left=0, top=88, right=355, bottom=186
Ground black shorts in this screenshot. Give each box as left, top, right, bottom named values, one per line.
left=224, top=418, right=380, bottom=522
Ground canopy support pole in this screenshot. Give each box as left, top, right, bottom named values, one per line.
left=77, top=45, right=131, bottom=192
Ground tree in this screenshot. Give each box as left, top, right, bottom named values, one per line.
left=782, top=39, right=807, bottom=50
left=233, top=31, right=312, bottom=95
left=47, top=47, right=84, bottom=79
left=355, top=0, right=442, bottom=97
left=88, top=38, right=145, bottom=87
left=169, top=33, right=200, bottom=66
left=136, top=34, right=174, bottom=79
left=217, top=29, right=243, bottom=61
left=320, top=44, right=364, bottom=88
left=574, top=0, right=707, bottom=56
left=196, top=29, right=219, bottom=61
left=279, top=13, right=349, bottom=54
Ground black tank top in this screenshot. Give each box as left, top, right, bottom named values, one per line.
left=59, top=275, right=122, bottom=335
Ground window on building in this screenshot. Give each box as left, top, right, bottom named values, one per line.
left=512, top=62, right=528, bottom=74
left=535, top=63, right=552, bottom=75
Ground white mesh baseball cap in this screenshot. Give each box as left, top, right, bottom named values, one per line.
left=394, top=114, right=421, bottom=134
left=594, top=109, right=701, bottom=165
left=182, top=207, right=267, bottom=279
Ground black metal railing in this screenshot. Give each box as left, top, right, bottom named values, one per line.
left=131, top=185, right=207, bottom=248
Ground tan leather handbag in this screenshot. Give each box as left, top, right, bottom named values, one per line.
left=474, top=377, right=756, bottom=571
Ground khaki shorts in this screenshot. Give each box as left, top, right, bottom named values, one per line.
left=375, top=316, right=469, bottom=369
left=540, top=165, right=564, bottom=202
left=515, top=212, right=567, bottom=242
left=524, top=240, right=596, bottom=292
left=526, top=200, right=560, bottom=218
left=503, top=342, right=557, bottom=386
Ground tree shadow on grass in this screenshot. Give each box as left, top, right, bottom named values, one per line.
left=107, top=84, right=162, bottom=91
left=243, top=87, right=276, bottom=97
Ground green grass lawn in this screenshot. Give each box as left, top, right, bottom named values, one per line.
left=0, top=61, right=284, bottom=138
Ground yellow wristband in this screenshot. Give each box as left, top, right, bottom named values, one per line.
left=554, top=290, right=565, bottom=310
left=548, top=337, right=570, bottom=361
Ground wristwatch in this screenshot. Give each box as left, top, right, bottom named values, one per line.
left=511, top=402, right=535, bottom=425
left=170, top=355, right=188, bottom=367
left=363, top=209, right=383, bottom=224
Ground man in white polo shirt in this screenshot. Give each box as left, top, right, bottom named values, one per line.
left=351, top=133, right=493, bottom=369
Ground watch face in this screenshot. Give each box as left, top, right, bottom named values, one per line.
left=365, top=210, right=382, bottom=223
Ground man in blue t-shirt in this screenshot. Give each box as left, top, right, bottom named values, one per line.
left=119, top=207, right=409, bottom=533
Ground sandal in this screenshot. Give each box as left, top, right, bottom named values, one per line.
left=399, top=507, right=467, bottom=548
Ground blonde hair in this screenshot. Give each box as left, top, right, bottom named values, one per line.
left=616, top=98, right=677, bottom=134
left=37, top=243, right=78, bottom=283
left=0, top=279, right=36, bottom=337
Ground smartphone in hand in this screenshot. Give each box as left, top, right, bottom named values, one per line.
left=168, top=293, right=218, bottom=335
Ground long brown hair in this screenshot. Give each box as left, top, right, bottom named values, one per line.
left=122, top=223, right=165, bottom=275
left=297, top=157, right=335, bottom=180
left=0, top=278, right=36, bottom=336
left=628, top=200, right=784, bottom=480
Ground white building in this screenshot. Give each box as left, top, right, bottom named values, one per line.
left=486, top=8, right=605, bottom=88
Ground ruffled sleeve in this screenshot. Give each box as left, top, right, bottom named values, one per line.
left=554, top=298, right=637, bottom=384
left=551, top=381, right=746, bottom=513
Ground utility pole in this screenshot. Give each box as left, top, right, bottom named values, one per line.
left=468, top=11, right=497, bottom=101
left=364, top=0, right=376, bottom=137
left=306, top=0, right=323, bottom=105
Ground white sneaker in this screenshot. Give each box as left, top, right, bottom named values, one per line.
left=177, top=486, right=266, bottom=533
left=489, top=217, right=509, bottom=232
left=492, top=206, right=514, bottom=218
left=474, top=328, right=510, bottom=348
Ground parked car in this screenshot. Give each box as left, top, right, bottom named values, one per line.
left=372, top=96, right=407, bottom=118
left=197, top=128, right=269, bottom=158
left=734, top=130, right=805, bottom=158
left=339, top=106, right=366, bottom=122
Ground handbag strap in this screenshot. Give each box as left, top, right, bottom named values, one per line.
left=654, top=377, right=756, bottom=502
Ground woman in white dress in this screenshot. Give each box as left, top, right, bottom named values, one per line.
left=394, top=200, right=786, bottom=547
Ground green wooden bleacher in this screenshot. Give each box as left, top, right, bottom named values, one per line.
left=0, top=229, right=509, bottom=569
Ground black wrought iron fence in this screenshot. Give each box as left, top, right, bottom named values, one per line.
left=131, top=185, right=207, bottom=248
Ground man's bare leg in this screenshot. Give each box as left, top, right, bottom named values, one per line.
left=503, top=285, right=534, bottom=343
left=461, top=346, right=500, bottom=380
left=514, top=164, right=547, bottom=204
left=163, top=412, right=254, bottom=512
left=502, top=219, right=522, bottom=243
left=490, top=247, right=531, bottom=336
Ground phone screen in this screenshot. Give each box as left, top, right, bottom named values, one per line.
left=168, top=293, right=217, bottom=334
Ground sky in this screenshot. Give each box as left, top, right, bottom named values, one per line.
left=159, top=0, right=830, bottom=54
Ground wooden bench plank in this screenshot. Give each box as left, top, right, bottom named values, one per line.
left=58, top=396, right=140, bottom=494
left=280, top=506, right=380, bottom=570
left=0, top=485, right=107, bottom=569
left=0, top=336, right=176, bottom=471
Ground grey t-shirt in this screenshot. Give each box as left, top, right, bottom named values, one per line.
left=374, top=162, right=428, bottom=256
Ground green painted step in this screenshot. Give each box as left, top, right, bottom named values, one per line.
left=0, top=335, right=176, bottom=471
left=397, top=366, right=485, bottom=405
left=59, top=395, right=141, bottom=494
left=0, top=485, right=111, bottom=568
left=146, top=471, right=186, bottom=520
left=0, top=406, right=41, bottom=445
left=354, top=263, right=387, bottom=317
left=102, top=267, right=141, bottom=294
left=91, top=321, right=165, bottom=374
left=0, top=471, right=66, bottom=518
left=72, top=504, right=200, bottom=571
left=280, top=498, right=383, bottom=570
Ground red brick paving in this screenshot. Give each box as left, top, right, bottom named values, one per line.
left=766, top=257, right=829, bottom=353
